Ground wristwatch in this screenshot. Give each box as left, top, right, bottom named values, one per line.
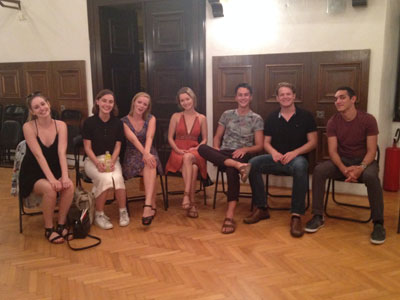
left=360, top=162, right=368, bottom=170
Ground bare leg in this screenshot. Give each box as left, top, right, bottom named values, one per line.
left=224, top=159, right=245, bottom=169
left=224, top=159, right=251, bottom=182
left=151, top=179, right=157, bottom=217
left=222, top=200, right=237, bottom=234
left=189, top=164, right=198, bottom=203
left=95, top=189, right=112, bottom=212
left=187, top=164, right=199, bottom=218
left=115, top=188, right=127, bottom=209
left=57, top=183, right=74, bottom=225
left=181, top=153, right=196, bottom=209
left=33, top=179, right=63, bottom=243
left=142, top=165, right=157, bottom=218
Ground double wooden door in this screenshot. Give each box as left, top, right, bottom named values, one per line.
left=88, top=0, right=205, bottom=165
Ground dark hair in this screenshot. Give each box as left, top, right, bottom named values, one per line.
left=235, top=83, right=253, bottom=95
left=129, top=92, right=152, bottom=120
left=92, top=89, right=119, bottom=116
left=176, top=87, right=197, bottom=110
left=275, top=82, right=296, bottom=96
left=26, top=91, right=49, bottom=121
left=335, top=86, right=356, bottom=98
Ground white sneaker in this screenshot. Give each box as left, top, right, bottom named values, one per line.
left=94, top=213, right=113, bottom=230
left=119, top=209, right=130, bottom=227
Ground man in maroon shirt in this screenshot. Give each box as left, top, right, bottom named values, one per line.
left=305, top=86, right=385, bottom=245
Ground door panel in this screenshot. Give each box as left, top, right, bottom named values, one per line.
left=311, top=50, right=370, bottom=163
left=144, top=0, right=205, bottom=165
left=212, top=50, right=370, bottom=169
left=99, top=6, right=140, bottom=117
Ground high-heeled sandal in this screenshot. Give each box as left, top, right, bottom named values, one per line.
left=187, top=204, right=199, bottom=218
left=152, top=207, right=157, bottom=218
left=181, top=191, right=191, bottom=210
left=142, top=204, right=154, bottom=226
left=56, top=223, right=72, bottom=241
left=44, top=227, right=64, bottom=244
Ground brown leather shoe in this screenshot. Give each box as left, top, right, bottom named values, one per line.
left=243, top=208, right=270, bottom=224
left=290, top=216, right=304, bottom=237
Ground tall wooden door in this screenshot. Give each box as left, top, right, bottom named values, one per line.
left=144, top=0, right=205, bottom=164
left=99, top=6, right=140, bottom=117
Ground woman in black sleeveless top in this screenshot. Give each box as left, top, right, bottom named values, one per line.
left=19, top=92, right=74, bottom=243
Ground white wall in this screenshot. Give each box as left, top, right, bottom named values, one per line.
left=0, top=0, right=398, bottom=194
left=205, top=0, right=399, bottom=194
left=0, top=0, right=93, bottom=111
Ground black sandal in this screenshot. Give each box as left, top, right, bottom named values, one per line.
left=56, top=224, right=71, bottom=241
left=44, top=227, right=64, bottom=244
left=142, top=204, right=154, bottom=226
left=152, top=207, right=157, bottom=218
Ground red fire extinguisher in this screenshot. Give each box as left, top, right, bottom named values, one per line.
left=383, top=128, right=400, bottom=192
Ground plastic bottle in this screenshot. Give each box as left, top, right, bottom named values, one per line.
left=104, top=151, right=112, bottom=172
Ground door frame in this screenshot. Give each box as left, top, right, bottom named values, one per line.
left=87, top=0, right=206, bottom=114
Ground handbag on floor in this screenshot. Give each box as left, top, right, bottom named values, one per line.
left=66, top=187, right=101, bottom=251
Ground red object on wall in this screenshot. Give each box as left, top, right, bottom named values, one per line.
left=383, top=129, right=400, bottom=192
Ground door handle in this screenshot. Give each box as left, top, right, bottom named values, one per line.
left=316, top=110, right=325, bottom=119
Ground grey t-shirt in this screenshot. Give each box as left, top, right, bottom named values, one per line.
left=219, top=109, right=264, bottom=150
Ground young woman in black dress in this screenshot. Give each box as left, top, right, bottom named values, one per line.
left=19, top=92, right=74, bottom=243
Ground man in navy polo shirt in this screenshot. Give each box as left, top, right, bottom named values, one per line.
left=245, top=82, right=317, bottom=238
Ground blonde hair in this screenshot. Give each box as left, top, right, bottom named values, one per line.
left=275, top=82, right=296, bottom=96
left=26, top=91, right=49, bottom=121
left=129, top=92, right=152, bottom=120
left=176, top=87, right=197, bottom=110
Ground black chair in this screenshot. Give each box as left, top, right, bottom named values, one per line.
left=15, top=140, right=57, bottom=233
left=19, top=191, right=44, bottom=233
left=264, top=173, right=310, bottom=211
left=164, top=171, right=207, bottom=210
left=323, top=147, right=380, bottom=223
left=51, top=109, right=60, bottom=120
left=61, top=109, right=82, bottom=122
left=62, top=109, right=82, bottom=154
left=3, top=104, right=28, bottom=126
left=0, top=120, right=23, bottom=165
left=212, top=165, right=252, bottom=209
left=0, top=103, right=3, bottom=131
left=73, top=135, right=93, bottom=187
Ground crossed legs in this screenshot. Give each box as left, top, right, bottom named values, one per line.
left=198, top=145, right=251, bottom=233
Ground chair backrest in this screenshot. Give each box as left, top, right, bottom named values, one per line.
left=0, top=103, right=3, bottom=131
left=0, top=120, right=23, bottom=148
left=61, top=109, right=82, bottom=122
left=51, top=109, right=60, bottom=120
left=73, top=134, right=84, bottom=186
left=4, top=104, right=28, bottom=126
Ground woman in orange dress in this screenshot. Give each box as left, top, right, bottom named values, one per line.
left=165, top=87, right=207, bottom=218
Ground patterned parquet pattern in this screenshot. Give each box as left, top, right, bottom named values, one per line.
left=1, top=167, right=400, bottom=299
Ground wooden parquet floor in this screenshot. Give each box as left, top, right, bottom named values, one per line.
left=1, top=167, right=400, bottom=299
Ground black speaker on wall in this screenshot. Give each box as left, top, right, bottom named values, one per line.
left=352, top=0, right=367, bottom=7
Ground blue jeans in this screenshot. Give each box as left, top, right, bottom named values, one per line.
left=249, top=154, right=309, bottom=215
